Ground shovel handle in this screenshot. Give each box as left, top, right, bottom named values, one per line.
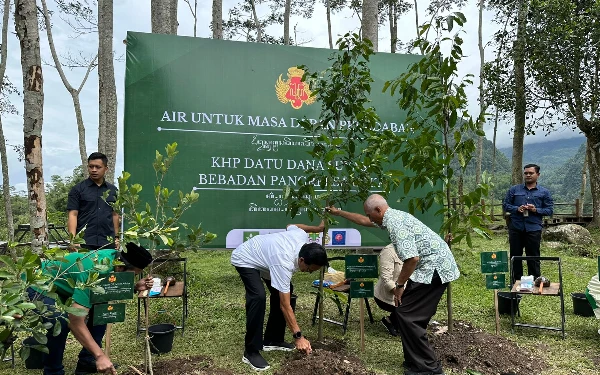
left=163, top=283, right=171, bottom=296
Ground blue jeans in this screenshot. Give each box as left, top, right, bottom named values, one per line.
left=26, top=288, right=106, bottom=375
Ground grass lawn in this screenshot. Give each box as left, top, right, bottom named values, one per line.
left=1, top=229, right=599, bottom=375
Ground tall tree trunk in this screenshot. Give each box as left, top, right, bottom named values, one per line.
left=40, top=0, right=90, bottom=175
left=475, top=0, right=484, bottom=185
left=490, top=107, right=499, bottom=220
left=388, top=1, right=397, bottom=53
left=151, top=0, right=178, bottom=34
left=361, top=0, right=378, bottom=51
left=184, top=0, right=198, bottom=37
left=579, top=143, right=588, bottom=215
left=413, top=0, right=419, bottom=39
left=0, top=0, right=14, bottom=243
left=212, top=0, right=222, bottom=39
left=250, top=0, right=261, bottom=42
left=511, top=0, right=528, bottom=185
left=193, top=0, right=197, bottom=37
left=326, top=0, right=333, bottom=49
left=284, top=0, right=291, bottom=44
left=15, top=0, right=47, bottom=253
left=586, top=137, right=600, bottom=227
left=98, top=0, right=117, bottom=183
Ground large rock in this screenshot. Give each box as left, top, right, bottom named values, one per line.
left=543, top=224, right=594, bottom=245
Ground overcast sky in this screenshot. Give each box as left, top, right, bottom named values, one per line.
left=1, top=0, right=581, bottom=192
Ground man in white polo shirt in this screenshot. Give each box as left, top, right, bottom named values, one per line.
left=231, top=222, right=327, bottom=371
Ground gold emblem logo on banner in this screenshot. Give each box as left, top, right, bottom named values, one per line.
left=275, top=67, right=316, bottom=109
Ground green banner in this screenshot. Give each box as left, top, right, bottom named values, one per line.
left=90, top=272, right=135, bottom=304
left=125, top=32, right=442, bottom=248
left=345, top=255, right=378, bottom=279
left=480, top=251, right=508, bottom=274
left=92, top=303, right=126, bottom=326
left=485, top=274, right=506, bottom=290
left=350, top=281, right=374, bottom=298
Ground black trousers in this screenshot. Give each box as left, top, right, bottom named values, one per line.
left=374, top=297, right=400, bottom=330
left=508, top=229, right=542, bottom=281
left=397, top=271, right=447, bottom=375
left=235, top=267, right=295, bottom=354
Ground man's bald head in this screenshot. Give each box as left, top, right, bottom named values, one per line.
left=364, top=194, right=389, bottom=211
left=363, top=194, right=389, bottom=226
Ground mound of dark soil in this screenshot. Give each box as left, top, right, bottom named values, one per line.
left=275, top=339, right=374, bottom=375
left=430, top=321, right=547, bottom=375
left=121, top=355, right=234, bottom=375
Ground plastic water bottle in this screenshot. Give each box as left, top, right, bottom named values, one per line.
left=523, top=199, right=529, bottom=217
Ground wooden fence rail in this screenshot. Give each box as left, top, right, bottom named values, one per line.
left=446, top=198, right=594, bottom=225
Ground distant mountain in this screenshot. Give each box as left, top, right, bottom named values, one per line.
left=499, top=136, right=586, bottom=174
left=543, top=143, right=591, bottom=203
left=453, top=134, right=589, bottom=204
left=464, top=137, right=512, bottom=175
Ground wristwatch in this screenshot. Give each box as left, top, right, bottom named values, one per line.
left=395, top=282, right=404, bottom=289
left=292, top=331, right=302, bottom=340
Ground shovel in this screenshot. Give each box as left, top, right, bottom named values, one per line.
left=534, top=276, right=550, bottom=294
left=162, top=276, right=175, bottom=296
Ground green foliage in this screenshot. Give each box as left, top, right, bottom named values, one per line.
left=284, top=34, right=396, bottom=222
left=45, top=166, right=84, bottom=226
left=544, top=143, right=593, bottom=211
left=0, top=166, right=82, bottom=242
left=0, top=246, right=107, bottom=360
left=111, top=143, right=216, bottom=255
left=382, top=12, right=491, bottom=242
left=525, top=0, right=600, bottom=130
left=449, top=129, right=511, bottom=176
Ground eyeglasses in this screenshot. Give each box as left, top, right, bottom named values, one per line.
left=523, top=172, right=536, bottom=175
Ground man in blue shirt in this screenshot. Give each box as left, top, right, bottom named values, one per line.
left=503, top=164, right=554, bottom=281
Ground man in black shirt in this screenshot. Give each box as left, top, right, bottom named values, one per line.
left=67, top=152, right=119, bottom=250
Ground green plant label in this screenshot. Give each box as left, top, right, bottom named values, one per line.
left=350, top=281, right=374, bottom=298
left=345, top=255, right=378, bottom=279
left=485, top=273, right=506, bottom=290
left=92, top=303, right=126, bottom=325
left=124, top=32, right=441, bottom=248
left=91, top=272, right=135, bottom=304
left=480, top=251, right=508, bottom=274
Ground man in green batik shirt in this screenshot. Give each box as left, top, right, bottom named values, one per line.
left=27, top=243, right=154, bottom=375
left=328, top=194, right=459, bottom=375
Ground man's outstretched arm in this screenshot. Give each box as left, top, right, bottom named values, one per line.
left=326, top=206, right=374, bottom=227
left=290, top=220, right=325, bottom=233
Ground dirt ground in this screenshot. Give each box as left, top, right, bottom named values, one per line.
left=430, top=321, right=547, bottom=375
left=274, top=339, right=375, bottom=375
left=121, top=355, right=235, bottom=375
left=121, top=322, right=547, bottom=375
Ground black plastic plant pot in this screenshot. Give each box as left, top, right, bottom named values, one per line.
left=148, top=323, right=177, bottom=354
left=497, top=292, right=522, bottom=315
left=571, top=293, right=594, bottom=317
left=22, top=337, right=45, bottom=369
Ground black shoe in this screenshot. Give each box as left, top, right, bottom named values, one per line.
left=242, top=351, right=270, bottom=371
left=381, top=317, right=398, bottom=336
left=263, top=341, right=295, bottom=351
